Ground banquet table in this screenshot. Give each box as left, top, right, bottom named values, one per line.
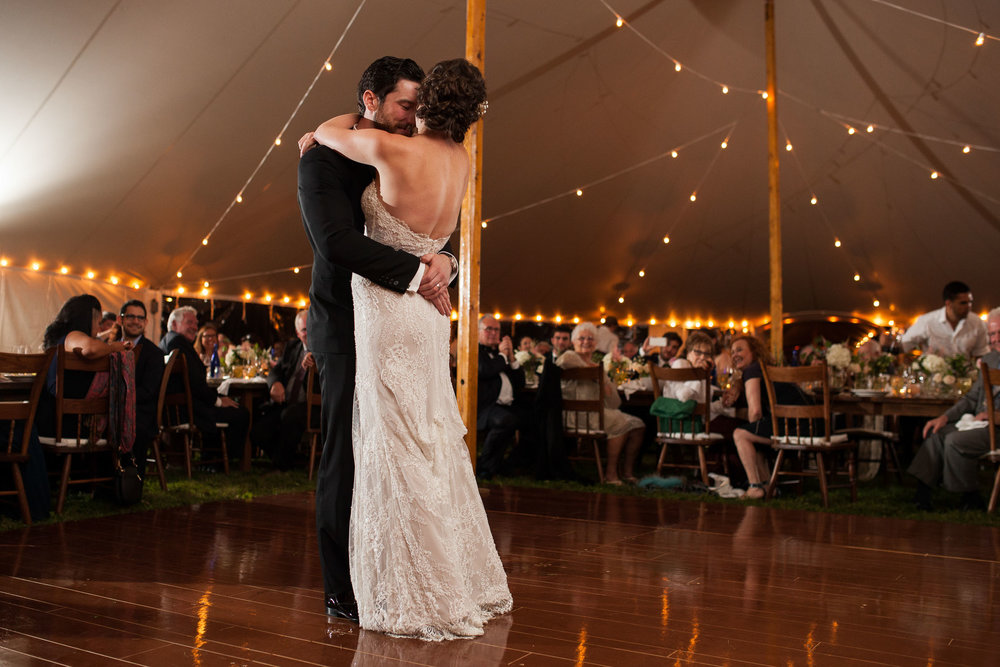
left=829, top=392, right=955, bottom=418
left=209, top=376, right=269, bottom=472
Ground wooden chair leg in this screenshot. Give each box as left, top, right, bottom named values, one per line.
left=184, top=433, right=193, bottom=479
left=815, top=452, right=830, bottom=508
left=308, top=433, right=317, bottom=482
left=655, top=443, right=667, bottom=477
left=765, top=450, right=784, bottom=500
left=849, top=450, right=857, bottom=502
left=988, top=465, right=1000, bottom=513
left=11, top=463, right=31, bottom=525
left=696, top=446, right=709, bottom=486
left=219, top=431, right=230, bottom=474
left=150, top=435, right=167, bottom=491
left=56, top=453, right=73, bottom=515
left=591, top=439, right=604, bottom=483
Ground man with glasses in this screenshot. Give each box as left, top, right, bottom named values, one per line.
left=902, top=281, right=989, bottom=358
left=476, top=315, right=525, bottom=479
left=119, top=299, right=164, bottom=478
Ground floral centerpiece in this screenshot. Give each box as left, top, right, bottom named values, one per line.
left=225, top=342, right=258, bottom=377
left=514, top=350, right=544, bottom=383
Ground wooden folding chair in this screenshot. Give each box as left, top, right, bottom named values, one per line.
left=559, top=365, right=608, bottom=483
left=37, top=347, right=116, bottom=514
left=977, top=361, right=1000, bottom=512
left=157, top=350, right=228, bottom=477
left=761, top=361, right=859, bottom=507
left=305, top=366, right=321, bottom=481
left=0, top=349, right=53, bottom=524
left=648, top=363, right=726, bottom=485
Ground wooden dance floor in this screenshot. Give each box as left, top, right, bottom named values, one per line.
left=1, top=486, right=999, bottom=665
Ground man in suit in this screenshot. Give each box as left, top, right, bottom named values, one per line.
left=251, top=309, right=313, bottom=470
left=476, top=315, right=526, bottom=479
left=118, top=299, right=164, bottom=479
left=159, top=306, right=249, bottom=466
left=298, top=56, right=456, bottom=623
left=909, top=307, right=1000, bottom=510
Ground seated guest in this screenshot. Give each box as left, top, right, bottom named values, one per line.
left=159, top=306, right=249, bottom=465
left=550, top=324, right=574, bottom=362
left=118, top=299, right=165, bottom=479
left=193, top=324, right=221, bottom=368
left=556, top=322, right=645, bottom=485
left=644, top=331, right=683, bottom=366
left=727, top=335, right=776, bottom=499
left=532, top=340, right=552, bottom=357
left=476, top=315, right=526, bottom=479
left=909, top=308, right=1000, bottom=510
left=621, top=339, right=641, bottom=361
left=37, top=295, right=132, bottom=438
left=902, top=280, right=989, bottom=357
left=518, top=336, right=535, bottom=353
left=251, top=310, right=314, bottom=470
left=595, top=316, right=620, bottom=354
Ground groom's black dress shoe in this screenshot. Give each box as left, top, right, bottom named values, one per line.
left=325, top=594, right=359, bottom=623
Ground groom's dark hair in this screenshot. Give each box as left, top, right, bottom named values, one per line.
left=357, top=56, right=425, bottom=113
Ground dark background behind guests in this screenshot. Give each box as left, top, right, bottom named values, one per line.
left=160, top=298, right=299, bottom=350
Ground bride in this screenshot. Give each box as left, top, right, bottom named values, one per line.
left=310, top=59, right=512, bottom=641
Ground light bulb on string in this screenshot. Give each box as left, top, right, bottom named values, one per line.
left=481, top=221, right=487, bottom=229
left=873, top=299, right=880, bottom=307
left=575, top=189, right=583, bottom=197
left=689, top=192, right=697, bottom=202
left=176, top=270, right=183, bottom=278
left=810, top=195, right=818, bottom=205
left=721, top=85, right=729, bottom=94
left=274, top=137, right=281, bottom=146
left=131, top=281, right=140, bottom=289
left=60, top=266, right=69, bottom=274
left=670, top=150, right=678, bottom=158
left=638, top=270, right=645, bottom=278
left=293, top=267, right=300, bottom=274
left=662, top=235, right=670, bottom=244
left=264, top=294, right=272, bottom=303
left=514, top=313, right=523, bottom=321
left=298, top=298, right=307, bottom=308
left=0, top=258, right=7, bottom=267
left=203, top=281, right=210, bottom=288
left=785, top=142, right=792, bottom=151
left=720, top=140, right=728, bottom=149
left=615, top=16, right=623, bottom=27
left=86, top=271, right=95, bottom=279
left=866, top=124, right=874, bottom=133
left=110, top=276, right=119, bottom=285
left=236, top=193, right=243, bottom=203
left=573, top=316, right=580, bottom=324
left=650, top=318, right=657, bottom=325
left=324, top=61, right=332, bottom=71
left=535, top=314, right=542, bottom=322
left=201, top=238, right=208, bottom=246
left=618, top=295, right=625, bottom=304
left=834, top=238, right=841, bottom=248
left=674, top=62, right=682, bottom=72
left=201, top=288, right=209, bottom=296
left=244, top=292, right=252, bottom=300
left=963, top=145, right=971, bottom=154
left=976, top=32, right=985, bottom=46
left=554, top=315, right=562, bottom=323
left=761, top=91, right=768, bottom=100
left=30, top=262, right=40, bottom=271
left=669, top=320, right=677, bottom=327
left=847, top=126, right=856, bottom=135
left=177, top=286, right=185, bottom=294
left=853, top=273, right=861, bottom=282
left=930, top=171, right=939, bottom=179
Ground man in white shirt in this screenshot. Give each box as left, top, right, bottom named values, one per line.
left=901, top=281, right=989, bottom=358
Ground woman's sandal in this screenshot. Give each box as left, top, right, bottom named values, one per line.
left=743, top=483, right=767, bottom=500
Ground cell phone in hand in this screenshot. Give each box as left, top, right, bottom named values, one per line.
left=648, top=337, right=667, bottom=347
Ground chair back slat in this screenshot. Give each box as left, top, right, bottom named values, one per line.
left=980, top=361, right=1000, bottom=454
left=157, top=350, right=195, bottom=428
left=50, top=346, right=111, bottom=443
left=647, top=363, right=712, bottom=436
left=559, top=365, right=605, bottom=434
left=305, top=366, right=321, bottom=434
left=0, top=350, right=53, bottom=457
left=762, top=361, right=831, bottom=442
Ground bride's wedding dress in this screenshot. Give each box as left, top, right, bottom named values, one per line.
left=349, top=183, right=512, bottom=641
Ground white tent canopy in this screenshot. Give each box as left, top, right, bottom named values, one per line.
left=2, top=0, right=999, bottom=343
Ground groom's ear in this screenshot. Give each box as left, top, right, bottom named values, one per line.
left=362, top=90, right=380, bottom=115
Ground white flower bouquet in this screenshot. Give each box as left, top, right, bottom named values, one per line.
left=825, top=343, right=852, bottom=370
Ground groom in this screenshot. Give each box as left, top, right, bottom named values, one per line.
left=298, top=56, right=457, bottom=622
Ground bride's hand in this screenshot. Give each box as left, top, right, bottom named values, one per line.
left=417, top=254, right=451, bottom=298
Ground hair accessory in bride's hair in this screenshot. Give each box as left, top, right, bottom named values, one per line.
left=478, top=100, right=489, bottom=118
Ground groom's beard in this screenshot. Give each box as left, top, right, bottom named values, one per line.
left=372, top=113, right=414, bottom=137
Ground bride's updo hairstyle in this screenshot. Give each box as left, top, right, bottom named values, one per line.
left=416, top=59, right=487, bottom=143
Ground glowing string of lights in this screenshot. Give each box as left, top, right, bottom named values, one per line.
left=171, top=0, right=368, bottom=283
left=867, top=0, right=999, bottom=45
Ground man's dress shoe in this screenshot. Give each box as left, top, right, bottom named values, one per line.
left=325, top=595, right=359, bottom=623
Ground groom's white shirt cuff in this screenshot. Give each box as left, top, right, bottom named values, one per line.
left=405, top=252, right=458, bottom=293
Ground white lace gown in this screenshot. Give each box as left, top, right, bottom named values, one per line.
left=349, top=183, right=513, bottom=641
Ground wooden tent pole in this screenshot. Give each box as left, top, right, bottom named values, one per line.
left=458, top=0, right=486, bottom=465
left=765, top=0, right=783, bottom=362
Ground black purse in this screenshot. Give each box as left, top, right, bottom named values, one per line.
left=113, top=452, right=143, bottom=506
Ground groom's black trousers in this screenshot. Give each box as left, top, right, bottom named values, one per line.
left=314, top=351, right=356, bottom=600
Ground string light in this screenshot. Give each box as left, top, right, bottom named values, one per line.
left=131, top=281, right=140, bottom=289
left=87, top=271, right=96, bottom=279
left=873, top=299, right=880, bottom=307
left=847, top=126, right=856, bottom=135
left=721, top=85, right=729, bottom=94
left=109, top=276, right=119, bottom=285
left=963, top=145, right=971, bottom=154
left=493, top=312, right=502, bottom=319
left=554, top=315, right=562, bottom=323
left=615, top=15, right=624, bottom=28
left=761, top=91, right=768, bottom=100
left=785, top=142, right=793, bottom=151
left=201, top=238, right=208, bottom=246
left=930, top=171, right=939, bottom=179
left=689, top=193, right=697, bottom=202
left=244, top=292, right=252, bottom=300
left=264, top=294, right=272, bottom=303
left=618, top=296, right=625, bottom=303
left=177, top=286, right=185, bottom=294
left=30, top=262, right=40, bottom=271
left=669, top=320, right=677, bottom=327
left=670, top=150, right=678, bottom=158
left=298, top=299, right=307, bottom=308
left=293, top=267, right=300, bottom=274
left=573, top=317, right=580, bottom=324
left=203, top=281, right=210, bottom=288
left=59, top=266, right=69, bottom=274
left=810, top=195, right=818, bottom=205
left=576, top=189, right=583, bottom=197
left=834, top=238, right=841, bottom=247
left=853, top=273, right=861, bottom=282
left=325, top=61, right=332, bottom=71
left=534, top=314, right=541, bottom=322
left=674, top=62, right=682, bottom=72
left=650, top=318, right=657, bottom=325
left=201, top=288, right=210, bottom=296
left=976, top=32, right=985, bottom=46
left=176, top=271, right=183, bottom=278
left=720, top=140, right=728, bottom=149
left=866, top=124, right=875, bottom=133
left=235, top=193, right=243, bottom=203
left=514, top=313, right=523, bottom=321
left=662, top=235, right=670, bottom=244
left=0, top=258, right=7, bottom=267
left=274, top=137, right=281, bottom=146
left=638, top=270, right=645, bottom=278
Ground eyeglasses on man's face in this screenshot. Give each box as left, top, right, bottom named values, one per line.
left=482, top=326, right=501, bottom=333
left=122, top=314, right=146, bottom=321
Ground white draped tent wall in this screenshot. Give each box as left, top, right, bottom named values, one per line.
left=2, top=0, right=1000, bottom=342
